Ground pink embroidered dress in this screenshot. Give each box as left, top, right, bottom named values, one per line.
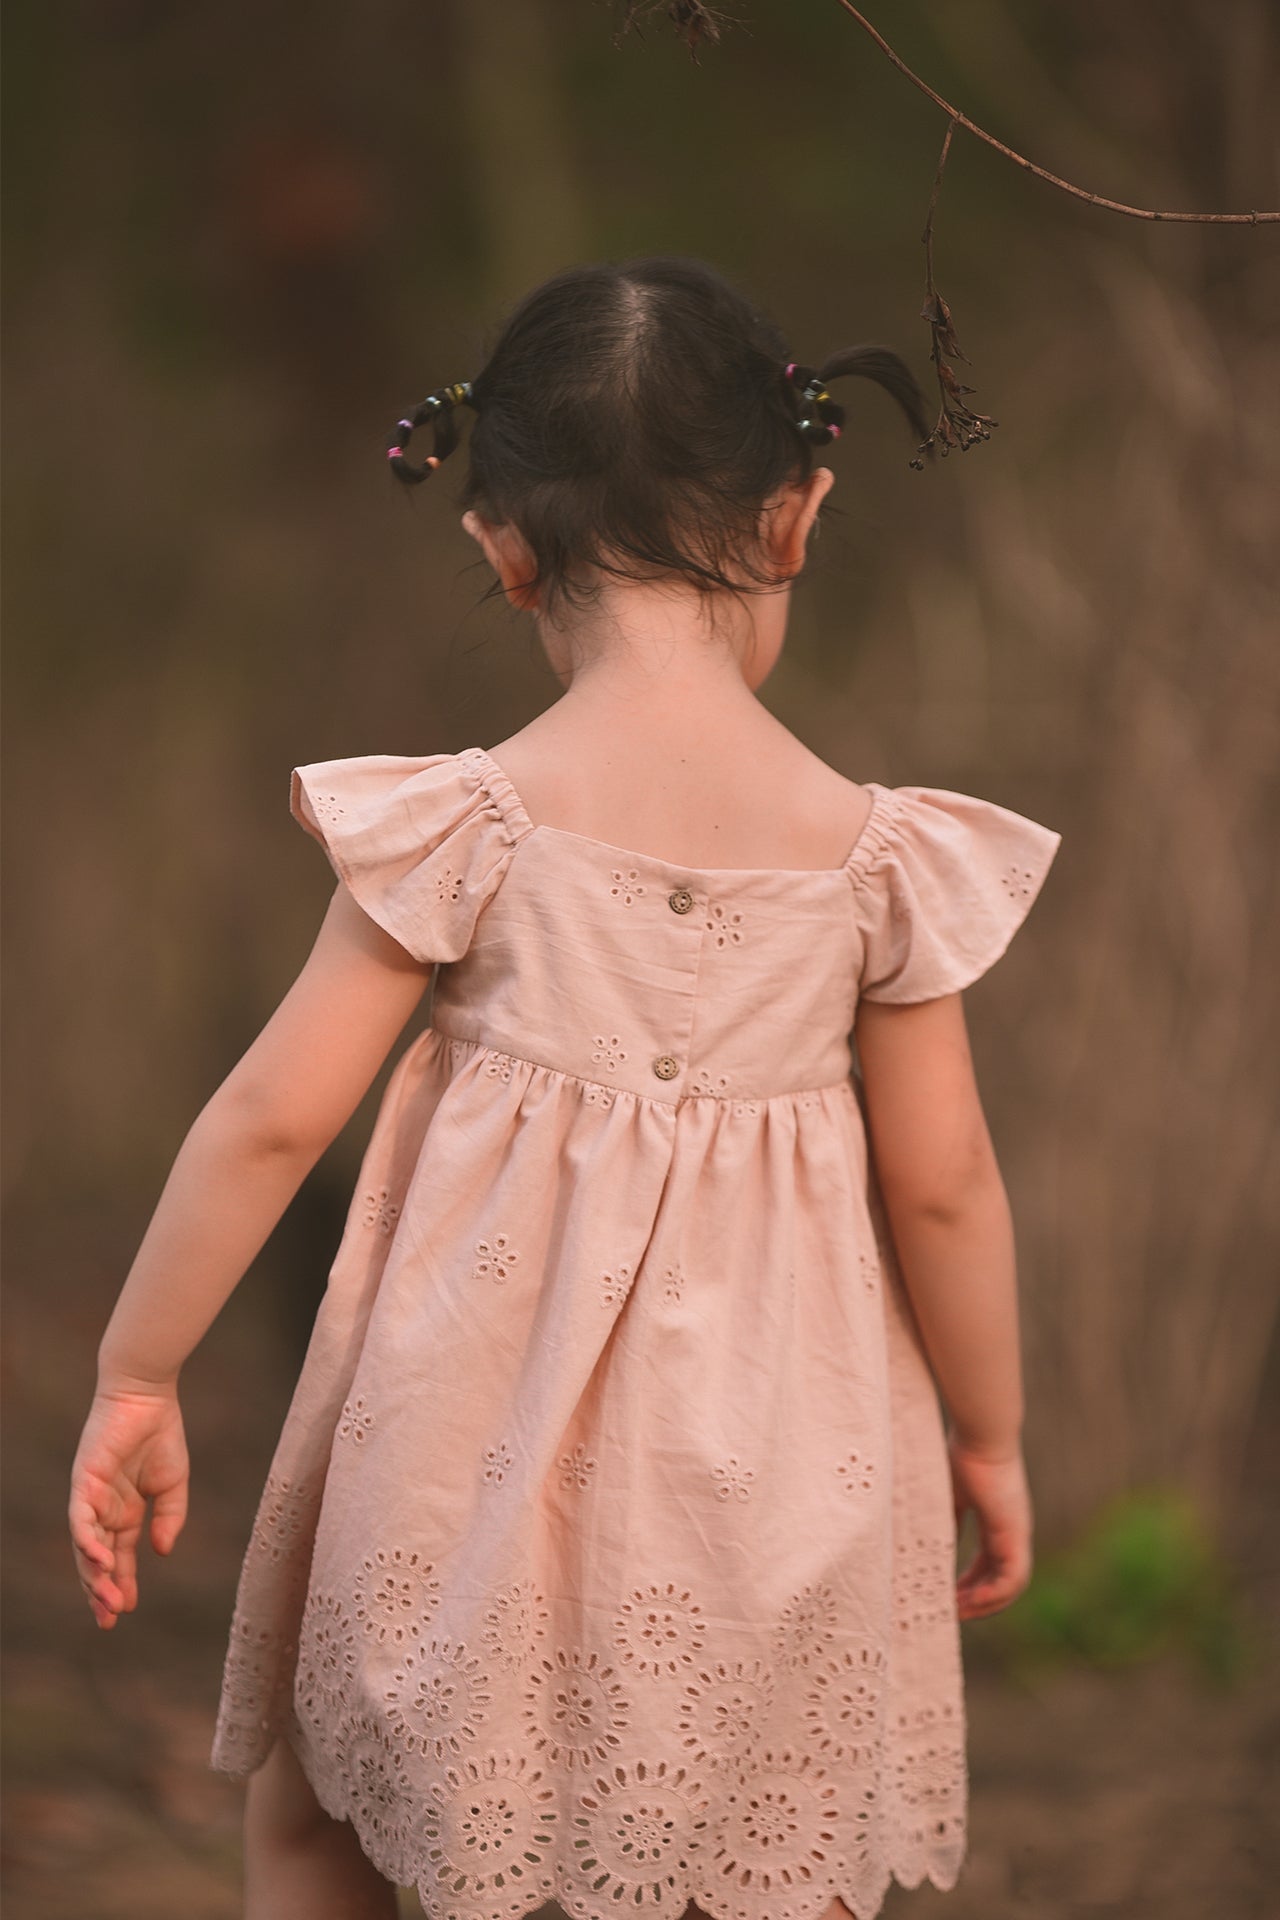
left=209, top=745, right=1061, bottom=1920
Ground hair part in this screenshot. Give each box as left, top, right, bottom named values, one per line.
left=390, top=256, right=930, bottom=622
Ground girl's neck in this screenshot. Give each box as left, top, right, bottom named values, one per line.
left=536, top=577, right=784, bottom=728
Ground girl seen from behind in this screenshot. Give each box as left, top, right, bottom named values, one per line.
left=70, top=255, right=1061, bottom=1920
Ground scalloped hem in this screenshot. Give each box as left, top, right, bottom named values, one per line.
left=267, top=1725, right=965, bottom=1920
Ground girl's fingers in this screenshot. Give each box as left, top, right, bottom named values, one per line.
left=150, top=1480, right=188, bottom=1556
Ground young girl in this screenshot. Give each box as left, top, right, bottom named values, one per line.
left=69, top=255, right=1060, bottom=1920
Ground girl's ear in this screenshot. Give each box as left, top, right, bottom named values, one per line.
left=766, top=467, right=836, bottom=579
left=462, top=510, right=541, bottom=612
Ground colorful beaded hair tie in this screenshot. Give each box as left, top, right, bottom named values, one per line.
left=784, top=362, right=843, bottom=445
left=386, top=382, right=476, bottom=483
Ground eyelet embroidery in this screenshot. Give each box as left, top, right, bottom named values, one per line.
left=773, top=1582, right=839, bottom=1672
left=249, top=1472, right=316, bottom=1562
left=482, top=1440, right=515, bottom=1486
left=570, top=1758, right=710, bottom=1904
left=662, top=1263, right=685, bottom=1306
left=484, top=1051, right=515, bottom=1081
left=591, top=1035, right=628, bottom=1073
left=309, top=792, right=347, bottom=826
left=522, top=1646, right=632, bottom=1769
left=352, top=1548, right=442, bottom=1644
left=337, top=1396, right=375, bottom=1444
left=473, top=1235, right=520, bottom=1284
left=731, top=1097, right=763, bottom=1118
left=710, top=1456, right=755, bottom=1502
left=600, top=1264, right=634, bottom=1310
left=690, top=1067, right=732, bottom=1096
left=419, top=1750, right=558, bottom=1903
left=297, top=1592, right=358, bottom=1732
left=835, top=1449, right=877, bottom=1495
left=332, top=1712, right=416, bottom=1883
left=613, top=1582, right=707, bottom=1677
left=711, top=1747, right=844, bottom=1894
left=893, top=1533, right=956, bottom=1634
left=558, top=1441, right=599, bottom=1490
left=482, top=1580, right=550, bottom=1673
left=858, top=1249, right=880, bottom=1294
left=435, top=864, right=464, bottom=903
left=675, top=1658, right=775, bottom=1773
left=799, top=1645, right=887, bottom=1766
left=362, top=1188, right=401, bottom=1235
left=582, top=1081, right=616, bottom=1109
left=609, top=868, right=647, bottom=906
left=704, top=899, right=745, bottom=947
left=385, top=1636, right=493, bottom=1760
left=1001, top=863, right=1038, bottom=899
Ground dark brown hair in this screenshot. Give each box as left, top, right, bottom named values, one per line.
left=388, top=256, right=929, bottom=621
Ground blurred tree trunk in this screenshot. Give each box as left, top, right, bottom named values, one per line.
left=453, top=0, right=588, bottom=306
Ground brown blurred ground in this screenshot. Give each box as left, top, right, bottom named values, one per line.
left=4, top=0, right=1279, bottom=1913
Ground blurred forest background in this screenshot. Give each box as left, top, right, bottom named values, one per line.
left=3, top=0, right=1278, bottom=1914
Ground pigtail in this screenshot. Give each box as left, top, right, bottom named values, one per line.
left=386, top=381, right=477, bottom=485
left=784, top=349, right=932, bottom=458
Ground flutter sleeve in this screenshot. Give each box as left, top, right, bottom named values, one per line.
left=289, top=753, right=521, bottom=964
left=849, top=784, right=1062, bottom=1004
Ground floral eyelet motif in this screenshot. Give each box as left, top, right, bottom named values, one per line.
left=591, top=1034, right=627, bottom=1073
left=613, top=1582, right=707, bottom=1677
left=799, top=1644, right=887, bottom=1766
left=676, top=1659, right=775, bottom=1773
left=482, top=1440, right=515, bottom=1486
left=600, top=1264, right=634, bottom=1310
left=308, top=792, right=347, bottom=826
left=333, top=1712, right=416, bottom=1883
left=835, top=1449, right=877, bottom=1495
left=690, top=1067, right=731, bottom=1097
left=385, top=1636, right=492, bottom=1760
left=570, top=1758, right=710, bottom=1906
left=484, top=1051, right=515, bottom=1082
left=481, top=1580, right=550, bottom=1673
left=297, top=1592, right=358, bottom=1732
left=704, top=899, right=746, bottom=947
left=609, top=868, right=647, bottom=906
left=249, top=1472, right=316, bottom=1563
left=352, top=1547, right=442, bottom=1645
left=582, top=1081, right=616, bottom=1109
left=473, top=1234, right=520, bottom=1284
left=558, top=1442, right=598, bottom=1490
left=773, top=1582, right=839, bottom=1672
left=523, top=1646, right=632, bottom=1770
left=711, top=1747, right=843, bottom=1896
left=662, top=1263, right=685, bottom=1306
left=710, top=1455, right=755, bottom=1502
left=419, top=1750, right=558, bottom=1907
left=858, top=1249, right=881, bottom=1294
left=893, top=1533, right=956, bottom=1634
left=362, top=1188, right=401, bottom=1235
left=1001, top=864, right=1038, bottom=899
left=435, top=864, right=464, bottom=903
left=732, top=1097, right=763, bottom=1118
left=337, top=1396, right=375, bottom=1444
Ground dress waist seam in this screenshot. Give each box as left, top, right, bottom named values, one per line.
left=427, top=1024, right=855, bottom=1108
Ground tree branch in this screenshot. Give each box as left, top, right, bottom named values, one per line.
left=831, top=0, right=1279, bottom=224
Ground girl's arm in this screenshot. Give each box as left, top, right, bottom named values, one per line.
left=71, top=884, right=432, bottom=1629
left=854, top=990, right=1024, bottom=1458
left=854, top=989, right=1033, bottom=1620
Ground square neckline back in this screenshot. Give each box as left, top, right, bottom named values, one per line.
left=463, top=746, right=891, bottom=882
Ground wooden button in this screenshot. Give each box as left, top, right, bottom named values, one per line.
left=652, top=1054, right=680, bottom=1080
left=668, top=888, right=695, bottom=914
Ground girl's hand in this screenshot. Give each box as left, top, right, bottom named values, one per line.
left=68, top=1383, right=190, bottom=1629
left=947, top=1430, right=1033, bottom=1621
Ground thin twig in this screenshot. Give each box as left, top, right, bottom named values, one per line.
left=912, top=119, right=998, bottom=466
left=831, top=0, right=1279, bottom=224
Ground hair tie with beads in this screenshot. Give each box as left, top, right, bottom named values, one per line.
left=783, top=362, right=844, bottom=445
left=386, top=381, right=477, bottom=484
